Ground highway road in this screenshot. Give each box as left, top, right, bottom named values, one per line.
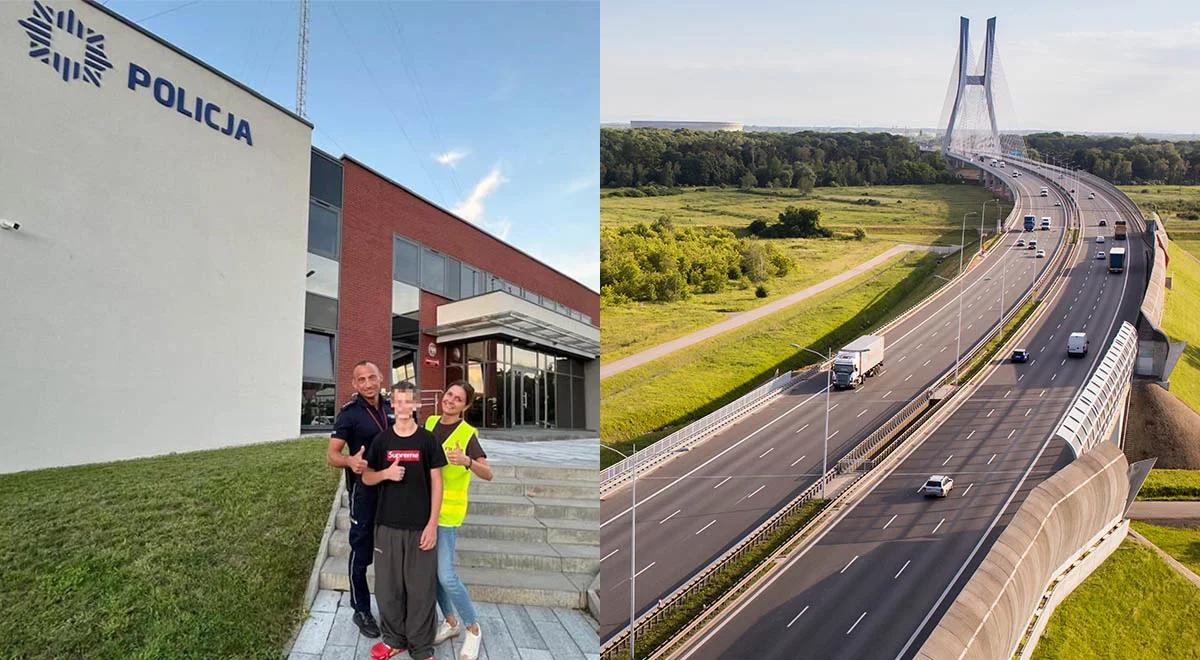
left=680, top=160, right=1147, bottom=659
left=599, top=163, right=1072, bottom=641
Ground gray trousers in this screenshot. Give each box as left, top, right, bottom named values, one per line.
left=374, top=525, right=438, bottom=659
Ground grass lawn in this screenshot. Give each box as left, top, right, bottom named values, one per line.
left=0, top=438, right=339, bottom=658
left=1162, top=241, right=1200, bottom=414
left=602, top=248, right=955, bottom=455
left=602, top=237, right=900, bottom=362
left=1032, top=539, right=1200, bottom=659
left=602, top=185, right=1007, bottom=245
left=1139, top=469, right=1200, bottom=501
left=1133, top=522, right=1200, bottom=577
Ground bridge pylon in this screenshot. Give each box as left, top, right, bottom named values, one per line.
left=942, top=16, right=1000, bottom=155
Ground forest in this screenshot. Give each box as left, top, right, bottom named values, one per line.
left=1025, top=132, right=1200, bottom=185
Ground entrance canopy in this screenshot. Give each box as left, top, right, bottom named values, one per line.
left=428, top=291, right=599, bottom=359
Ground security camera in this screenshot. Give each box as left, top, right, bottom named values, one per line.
left=0, top=220, right=18, bottom=231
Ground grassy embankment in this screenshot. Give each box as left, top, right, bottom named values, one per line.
left=602, top=185, right=1010, bottom=363
left=0, top=439, right=338, bottom=657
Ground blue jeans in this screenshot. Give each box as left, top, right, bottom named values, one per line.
left=436, top=526, right=478, bottom=627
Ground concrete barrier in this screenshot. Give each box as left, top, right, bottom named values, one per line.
left=917, top=442, right=1130, bottom=660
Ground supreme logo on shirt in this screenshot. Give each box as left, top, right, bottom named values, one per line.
left=386, top=449, right=422, bottom=463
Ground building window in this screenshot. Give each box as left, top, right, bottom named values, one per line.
left=310, top=151, right=343, bottom=208
left=421, top=248, right=446, bottom=294
left=446, top=257, right=461, bottom=299
left=305, top=293, right=338, bottom=333
left=523, top=289, right=541, bottom=304
left=460, top=264, right=478, bottom=297
left=303, top=332, right=335, bottom=382
left=394, top=237, right=419, bottom=285
left=444, top=339, right=587, bottom=430
left=308, top=201, right=339, bottom=260
left=302, top=331, right=336, bottom=428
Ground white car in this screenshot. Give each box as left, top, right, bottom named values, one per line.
left=922, top=475, right=954, bottom=497
left=1097, top=236, right=1106, bottom=244
left=1089, top=192, right=1095, bottom=199
left=1068, top=332, right=1089, bottom=357
left=1054, top=201, right=1062, bottom=207
left=1097, top=251, right=1106, bottom=260
left=1036, top=250, right=1046, bottom=258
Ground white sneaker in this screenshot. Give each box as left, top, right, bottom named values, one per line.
left=434, top=620, right=461, bottom=645
left=459, top=625, right=481, bottom=660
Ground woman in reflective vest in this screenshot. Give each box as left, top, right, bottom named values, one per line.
left=428, top=380, right=492, bottom=660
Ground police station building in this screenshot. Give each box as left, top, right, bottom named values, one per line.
left=0, top=0, right=599, bottom=474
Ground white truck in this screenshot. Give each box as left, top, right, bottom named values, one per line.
left=832, top=335, right=885, bottom=389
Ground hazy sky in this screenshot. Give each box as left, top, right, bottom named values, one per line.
left=602, top=1, right=1200, bottom=134
left=106, top=0, right=600, bottom=290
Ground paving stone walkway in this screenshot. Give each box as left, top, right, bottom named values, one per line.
left=290, top=590, right=599, bottom=660
left=477, top=438, right=598, bottom=468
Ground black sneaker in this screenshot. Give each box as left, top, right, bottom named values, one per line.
left=354, top=610, right=381, bottom=638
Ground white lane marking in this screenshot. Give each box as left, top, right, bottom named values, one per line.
left=941, top=345, right=948, bottom=352
left=1004, top=390, right=1011, bottom=398
left=840, top=555, right=859, bottom=574
left=858, top=409, right=868, bottom=418
left=1060, top=359, right=1066, bottom=366
left=1018, top=374, right=1025, bottom=382
left=828, top=430, right=841, bottom=439
left=659, top=509, right=681, bottom=525
left=904, top=374, right=913, bottom=382
left=1039, top=389, right=1046, bottom=397
left=695, top=520, right=716, bottom=536
left=790, top=455, right=807, bottom=467
left=900, top=355, right=907, bottom=362
left=987, top=409, right=995, bottom=417
left=601, top=385, right=828, bottom=527
left=759, top=448, right=775, bottom=459
left=796, top=423, right=810, bottom=434
left=884, top=390, right=893, bottom=399
left=746, top=485, right=765, bottom=499
left=967, top=430, right=976, bottom=440
left=1007, top=429, right=1016, bottom=439
left=633, top=562, right=656, bottom=579
left=987, top=454, right=997, bottom=465
left=847, top=611, right=867, bottom=635
left=601, top=548, right=619, bottom=562
left=714, top=477, right=731, bottom=489
left=962, top=484, right=974, bottom=497
left=829, top=403, right=840, bottom=412
left=932, top=518, right=946, bottom=535
left=1025, top=408, right=1033, bottom=417
left=922, top=359, right=931, bottom=367
left=967, top=323, right=973, bottom=330
left=942, top=454, right=953, bottom=466
left=894, top=560, right=911, bottom=580
left=884, top=514, right=898, bottom=530
left=787, top=605, right=810, bottom=628
left=916, top=343, right=923, bottom=349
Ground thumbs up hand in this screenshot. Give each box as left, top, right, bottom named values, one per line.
left=349, top=446, right=368, bottom=474
left=383, top=456, right=406, bottom=482
left=447, top=447, right=469, bottom=467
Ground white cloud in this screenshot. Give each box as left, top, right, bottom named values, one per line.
left=564, top=174, right=596, bottom=195
left=453, top=166, right=506, bottom=223
left=434, top=149, right=468, bottom=168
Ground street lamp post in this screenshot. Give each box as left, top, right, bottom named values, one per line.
left=984, top=197, right=1000, bottom=239
left=602, top=444, right=638, bottom=659
left=790, top=344, right=833, bottom=496
left=958, top=211, right=978, bottom=383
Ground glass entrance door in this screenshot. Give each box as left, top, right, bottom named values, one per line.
left=513, top=369, right=539, bottom=427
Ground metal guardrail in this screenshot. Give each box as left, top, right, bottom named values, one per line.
left=1055, top=322, right=1138, bottom=457
left=600, top=370, right=803, bottom=494
left=600, top=156, right=1076, bottom=659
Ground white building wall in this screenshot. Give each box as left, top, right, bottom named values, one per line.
left=0, top=0, right=312, bottom=473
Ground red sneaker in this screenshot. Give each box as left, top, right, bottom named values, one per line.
left=370, top=642, right=406, bottom=660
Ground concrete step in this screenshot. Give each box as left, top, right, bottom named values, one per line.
left=339, top=472, right=598, bottom=507
left=454, top=537, right=599, bottom=574
left=334, top=493, right=598, bottom=530
left=327, top=515, right=599, bottom=556
left=318, top=557, right=591, bottom=609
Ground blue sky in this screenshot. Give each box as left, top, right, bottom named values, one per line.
left=104, top=0, right=600, bottom=290
left=603, top=0, right=1200, bottom=134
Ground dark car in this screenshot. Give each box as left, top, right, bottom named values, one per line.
left=1011, top=348, right=1029, bottom=363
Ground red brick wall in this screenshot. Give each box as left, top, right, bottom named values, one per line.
left=336, top=157, right=598, bottom=409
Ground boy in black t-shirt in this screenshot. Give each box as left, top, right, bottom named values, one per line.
left=362, top=382, right=447, bottom=660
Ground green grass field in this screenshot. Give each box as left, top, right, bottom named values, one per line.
left=1139, top=469, right=1200, bottom=501
left=602, top=184, right=1006, bottom=244
left=0, top=439, right=339, bottom=657
left=601, top=249, right=956, bottom=455
left=1133, top=522, right=1200, bottom=577
left=601, top=185, right=1010, bottom=364
left=1162, top=241, right=1200, bottom=414
left=602, top=237, right=901, bottom=362
left=1032, top=539, right=1200, bottom=659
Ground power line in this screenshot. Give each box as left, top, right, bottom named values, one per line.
left=329, top=3, right=446, bottom=207
left=133, top=0, right=199, bottom=24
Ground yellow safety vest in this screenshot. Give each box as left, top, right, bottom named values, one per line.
left=426, top=415, right=477, bottom=527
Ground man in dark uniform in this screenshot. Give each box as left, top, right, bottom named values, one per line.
left=326, top=360, right=394, bottom=638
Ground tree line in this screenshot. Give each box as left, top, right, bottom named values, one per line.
left=600, top=128, right=959, bottom=189
left=600, top=217, right=792, bottom=304
left=1026, top=132, right=1200, bottom=185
